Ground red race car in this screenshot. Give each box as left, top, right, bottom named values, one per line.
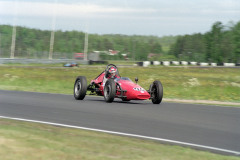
left=74, top=64, right=163, bottom=104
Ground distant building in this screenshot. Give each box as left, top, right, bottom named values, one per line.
left=147, top=53, right=158, bottom=59
left=121, top=53, right=129, bottom=60
left=109, top=50, right=119, bottom=55
left=74, top=53, right=84, bottom=59
left=88, top=51, right=101, bottom=61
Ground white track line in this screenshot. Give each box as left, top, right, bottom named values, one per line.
left=0, top=115, right=239, bottom=156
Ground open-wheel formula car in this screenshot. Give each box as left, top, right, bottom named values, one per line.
left=74, top=64, right=163, bottom=104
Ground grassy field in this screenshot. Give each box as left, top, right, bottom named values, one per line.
left=0, top=118, right=239, bottom=160
left=0, top=65, right=239, bottom=102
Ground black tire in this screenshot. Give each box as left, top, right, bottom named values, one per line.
left=74, top=76, right=87, bottom=100
left=150, top=80, right=163, bottom=104
left=104, top=79, right=116, bottom=103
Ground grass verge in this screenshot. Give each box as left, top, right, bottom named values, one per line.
left=0, top=65, right=239, bottom=102
left=0, top=118, right=239, bottom=160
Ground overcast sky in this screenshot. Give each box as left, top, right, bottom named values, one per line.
left=0, top=0, right=239, bottom=36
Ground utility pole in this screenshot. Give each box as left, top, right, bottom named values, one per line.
left=49, top=30, right=55, bottom=59
left=0, top=33, right=1, bottom=57
left=10, top=0, right=18, bottom=59
left=83, top=31, right=88, bottom=61
left=49, top=0, right=57, bottom=59
left=10, top=26, right=16, bottom=59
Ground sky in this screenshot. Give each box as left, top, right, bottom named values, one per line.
left=0, top=0, right=239, bottom=37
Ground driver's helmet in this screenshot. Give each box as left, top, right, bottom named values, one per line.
left=109, top=67, right=117, bottom=77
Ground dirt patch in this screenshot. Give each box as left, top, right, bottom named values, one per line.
left=0, top=137, right=14, bottom=145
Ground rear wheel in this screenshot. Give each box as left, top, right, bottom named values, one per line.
left=104, top=79, right=116, bottom=103
left=74, top=76, right=87, bottom=100
left=150, top=80, right=163, bottom=104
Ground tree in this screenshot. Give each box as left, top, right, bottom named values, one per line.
left=169, top=21, right=240, bottom=63
left=232, top=22, right=240, bottom=63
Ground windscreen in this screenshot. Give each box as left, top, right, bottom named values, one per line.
left=115, top=77, right=132, bottom=82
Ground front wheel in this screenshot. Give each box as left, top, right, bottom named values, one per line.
left=74, top=76, right=87, bottom=100
left=150, top=80, right=163, bottom=104
left=104, top=79, right=116, bottom=103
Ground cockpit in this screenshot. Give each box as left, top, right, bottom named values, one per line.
left=115, top=77, right=132, bottom=82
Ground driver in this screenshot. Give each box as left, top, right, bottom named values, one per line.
left=108, top=67, right=117, bottom=78
left=103, top=67, right=118, bottom=84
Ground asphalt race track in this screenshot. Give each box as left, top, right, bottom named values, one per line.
left=0, top=90, right=239, bottom=155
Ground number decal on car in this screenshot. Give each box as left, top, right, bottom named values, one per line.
left=133, top=88, right=145, bottom=91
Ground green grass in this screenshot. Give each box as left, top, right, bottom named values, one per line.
left=0, top=118, right=239, bottom=160
left=0, top=65, right=239, bottom=102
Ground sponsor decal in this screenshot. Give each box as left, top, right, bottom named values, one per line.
left=133, top=88, right=145, bottom=92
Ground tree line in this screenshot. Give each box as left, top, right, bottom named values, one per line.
left=168, top=21, right=240, bottom=63
left=0, top=21, right=239, bottom=63
left=0, top=25, right=175, bottom=60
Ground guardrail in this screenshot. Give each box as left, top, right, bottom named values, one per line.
left=0, top=58, right=89, bottom=65
left=136, top=61, right=240, bottom=67
left=0, top=58, right=110, bottom=65
left=1, top=58, right=239, bottom=67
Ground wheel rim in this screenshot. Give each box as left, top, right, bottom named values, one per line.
left=75, top=80, right=81, bottom=96
left=104, top=84, right=111, bottom=99
left=152, top=85, right=157, bottom=99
